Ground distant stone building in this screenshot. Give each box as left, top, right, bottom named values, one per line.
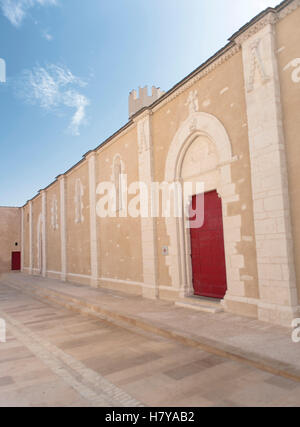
left=2, top=0, right=300, bottom=327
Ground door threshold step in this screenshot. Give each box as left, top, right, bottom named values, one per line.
left=175, top=300, right=223, bottom=314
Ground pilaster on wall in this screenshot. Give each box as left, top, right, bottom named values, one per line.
left=59, top=176, right=67, bottom=282
left=29, top=201, right=33, bottom=275
left=135, top=112, right=158, bottom=299
left=238, top=15, right=299, bottom=326
left=87, top=152, right=99, bottom=288
left=41, top=191, right=47, bottom=278
left=21, top=208, right=24, bottom=272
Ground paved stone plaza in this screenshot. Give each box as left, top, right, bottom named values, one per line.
left=0, top=277, right=300, bottom=407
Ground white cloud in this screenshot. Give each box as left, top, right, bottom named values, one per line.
left=18, top=64, right=90, bottom=136
left=0, top=0, right=57, bottom=27
left=64, top=91, right=90, bottom=136
left=42, top=30, right=53, bottom=41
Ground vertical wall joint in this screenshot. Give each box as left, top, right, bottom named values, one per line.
left=87, top=152, right=99, bottom=288
left=135, top=111, right=159, bottom=299
left=59, top=176, right=67, bottom=282
left=41, top=191, right=47, bottom=278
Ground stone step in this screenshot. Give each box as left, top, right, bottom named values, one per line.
left=175, top=297, right=223, bottom=314
left=2, top=273, right=300, bottom=384
left=2, top=278, right=140, bottom=330
left=4, top=274, right=224, bottom=316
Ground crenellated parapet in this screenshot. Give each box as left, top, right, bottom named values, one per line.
left=129, top=86, right=165, bottom=118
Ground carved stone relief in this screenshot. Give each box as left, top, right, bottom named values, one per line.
left=181, top=135, right=218, bottom=180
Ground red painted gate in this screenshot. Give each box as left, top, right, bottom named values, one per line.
left=189, top=190, right=227, bottom=299
left=11, top=252, right=21, bottom=271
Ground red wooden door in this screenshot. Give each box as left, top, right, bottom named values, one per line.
left=11, top=252, right=21, bottom=271
left=190, top=190, right=227, bottom=299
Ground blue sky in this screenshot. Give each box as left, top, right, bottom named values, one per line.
left=0, top=0, right=279, bottom=206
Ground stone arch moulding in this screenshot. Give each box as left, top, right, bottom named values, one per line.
left=165, top=112, right=233, bottom=182
left=164, top=111, right=244, bottom=304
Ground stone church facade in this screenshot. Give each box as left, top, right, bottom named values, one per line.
left=5, top=0, right=300, bottom=327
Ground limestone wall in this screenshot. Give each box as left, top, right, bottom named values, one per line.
left=66, top=161, right=91, bottom=285
left=46, top=181, right=61, bottom=279
left=32, top=195, right=42, bottom=274
left=0, top=207, right=21, bottom=273
left=151, top=48, right=259, bottom=312
left=276, top=5, right=300, bottom=304
left=19, top=0, right=300, bottom=326
left=96, top=126, right=144, bottom=294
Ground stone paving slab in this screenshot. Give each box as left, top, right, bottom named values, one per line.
left=1, top=273, right=300, bottom=382
left=0, top=279, right=300, bottom=407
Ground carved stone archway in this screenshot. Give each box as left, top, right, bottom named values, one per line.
left=164, top=112, right=242, bottom=302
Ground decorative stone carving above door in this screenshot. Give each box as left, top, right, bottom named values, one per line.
left=181, top=135, right=218, bottom=180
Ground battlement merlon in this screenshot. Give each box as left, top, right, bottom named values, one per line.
left=129, top=86, right=165, bottom=118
